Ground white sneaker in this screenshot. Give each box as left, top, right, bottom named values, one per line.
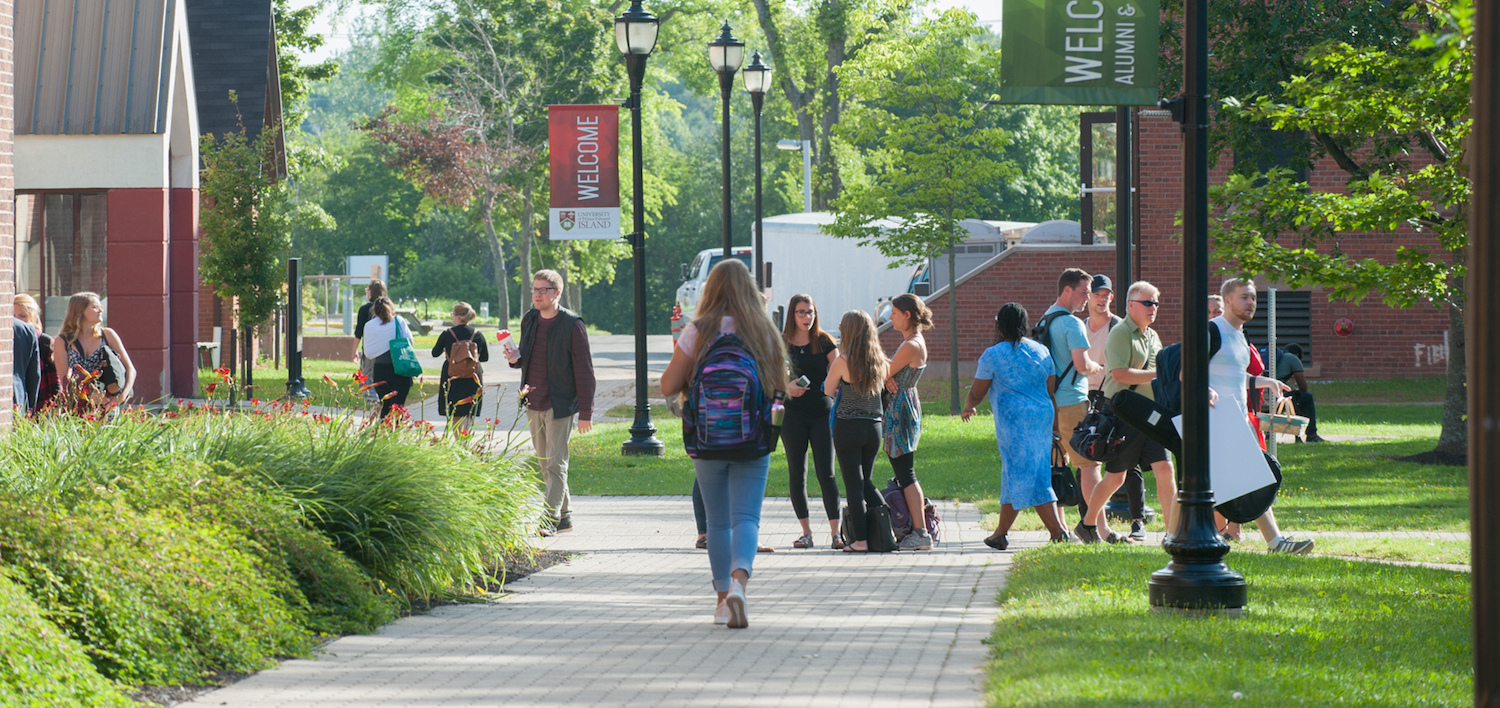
left=897, top=529, right=933, bottom=551
left=1269, top=536, right=1315, bottom=555
left=713, top=600, right=729, bottom=625
left=725, top=579, right=748, bottom=629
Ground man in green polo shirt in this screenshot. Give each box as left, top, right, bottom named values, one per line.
left=1076, top=281, right=1177, bottom=544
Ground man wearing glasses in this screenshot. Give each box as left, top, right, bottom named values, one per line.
left=1076, top=281, right=1177, bottom=544
left=508, top=269, right=596, bottom=535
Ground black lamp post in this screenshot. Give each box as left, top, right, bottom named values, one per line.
left=1148, top=0, right=1246, bottom=610
left=743, top=51, right=772, bottom=290
left=616, top=0, right=665, bottom=457
left=708, top=21, right=744, bottom=262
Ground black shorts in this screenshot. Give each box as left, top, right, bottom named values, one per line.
left=1105, top=430, right=1170, bottom=474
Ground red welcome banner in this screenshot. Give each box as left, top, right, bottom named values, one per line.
left=548, top=105, right=621, bottom=239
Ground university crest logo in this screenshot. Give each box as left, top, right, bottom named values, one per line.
left=559, top=211, right=577, bottom=231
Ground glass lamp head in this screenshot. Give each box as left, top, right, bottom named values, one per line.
left=742, top=51, right=772, bottom=94
left=614, top=0, right=659, bottom=56
left=707, top=21, right=745, bottom=73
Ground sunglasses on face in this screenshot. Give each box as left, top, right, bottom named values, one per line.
left=1132, top=299, right=1161, bottom=308
left=532, top=287, right=558, bottom=294
left=795, top=309, right=815, bottom=317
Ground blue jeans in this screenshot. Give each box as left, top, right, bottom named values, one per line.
left=693, top=456, right=770, bottom=593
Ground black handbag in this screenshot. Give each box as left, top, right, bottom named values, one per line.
left=1070, top=388, right=1134, bottom=463
left=866, top=505, right=900, bottom=553
left=1050, top=438, right=1081, bottom=507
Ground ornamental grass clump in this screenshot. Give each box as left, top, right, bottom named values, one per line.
left=2, top=406, right=540, bottom=601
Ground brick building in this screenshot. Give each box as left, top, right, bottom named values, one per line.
left=1, top=0, right=15, bottom=427
left=888, top=111, right=1452, bottom=382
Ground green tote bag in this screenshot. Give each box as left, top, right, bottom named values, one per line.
left=390, top=318, right=424, bottom=378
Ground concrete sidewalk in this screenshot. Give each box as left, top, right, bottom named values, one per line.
left=181, top=496, right=1016, bottom=707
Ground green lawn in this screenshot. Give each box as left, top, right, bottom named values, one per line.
left=987, top=545, right=1470, bottom=706
left=1314, top=375, right=1446, bottom=403
left=574, top=400, right=1466, bottom=561
left=195, top=359, right=441, bottom=405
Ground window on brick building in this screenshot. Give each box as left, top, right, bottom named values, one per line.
left=1233, top=128, right=1309, bottom=187
left=16, top=192, right=109, bottom=333
left=1243, top=290, right=1312, bottom=365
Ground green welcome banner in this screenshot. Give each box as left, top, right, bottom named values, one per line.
left=999, top=0, right=1160, bottom=105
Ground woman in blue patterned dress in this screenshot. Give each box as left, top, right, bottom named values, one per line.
left=883, top=294, right=932, bottom=551
left=961, top=303, right=1072, bottom=549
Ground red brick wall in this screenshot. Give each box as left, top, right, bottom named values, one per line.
left=884, top=245, right=1116, bottom=376
left=1133, top=111, right=1451, bottom=379
left=108, top=188, right=173, bottom=402
left=0, top=0, right=13, bottom=428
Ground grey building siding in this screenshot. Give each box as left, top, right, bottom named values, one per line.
left=17, top=0, right=174, bottom=135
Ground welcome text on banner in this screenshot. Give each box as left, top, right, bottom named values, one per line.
left=548, top=105, right=621, bottom=239
left=999, top=0, right=1160, bottom=106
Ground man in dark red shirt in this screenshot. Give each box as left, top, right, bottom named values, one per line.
left=508, top=269, right=596, bottom=534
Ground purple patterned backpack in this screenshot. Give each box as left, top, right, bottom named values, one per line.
left=683, top=333, right=780, bottom=460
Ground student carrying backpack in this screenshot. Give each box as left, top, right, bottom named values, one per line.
left=658, top=259, right=788, bottom=630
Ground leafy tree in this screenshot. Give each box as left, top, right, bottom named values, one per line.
left=827, top=9, right=1016, bottom=414
left=200, top=103, right=297, bottom=390
left=750, top=0, right=919, bottom=208
left=361, top=104, right=532, bottom=322
left=1209, top=0, right=1472, bottom=461
left=274, top=0, right=341, bottom=124
left=1157, top=0, right=1413, bottom=168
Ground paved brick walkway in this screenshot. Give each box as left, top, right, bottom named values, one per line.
left=182, top=496, right=1017, bottom=707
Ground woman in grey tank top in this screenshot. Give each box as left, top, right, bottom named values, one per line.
left=823, top=310, right=888, bottom=552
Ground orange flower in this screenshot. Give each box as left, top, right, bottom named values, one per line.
left=360, top=381, right=385, bottom=393
left=322, top=374, right=338, bottom=387
left=381, top=390, right=399, bottom=400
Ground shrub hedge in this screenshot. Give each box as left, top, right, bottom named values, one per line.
left=0, top=569, right=132, bottom=707
left=0, top=407, right=539, bottom=691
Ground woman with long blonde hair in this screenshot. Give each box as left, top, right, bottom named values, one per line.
left=661, top=259, right=785, bottom=629
left=823, top=309, right=889, bottom=552
left=53, top=292, right=136, bottom=405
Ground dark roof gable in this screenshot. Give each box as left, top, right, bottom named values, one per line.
left=185, top=0, right=277, bottom=141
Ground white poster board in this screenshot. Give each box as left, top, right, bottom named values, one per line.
left=1172, top=398, right=1277, bottom=503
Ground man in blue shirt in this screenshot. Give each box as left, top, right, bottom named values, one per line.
left=1044, top=269, right=1103, bottom=529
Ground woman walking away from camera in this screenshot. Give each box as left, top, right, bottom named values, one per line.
left=361, top=296, right=414, bottom=419
left=825, top=310, right=888, bottom=553
left=54, top=292, right=136, bottom=407
left=661, top=259, right=786, bottom=629
left=884, top=293, right=933, bottom=551
left=433, top=302, right=490, bottom=425
left=353, top=279, right=387, bottom=404
left=14, top=294, right=60, bottom=412
left=782, top=294, right=843, bottom=549
left=961, top=303, right=1071, bottom=549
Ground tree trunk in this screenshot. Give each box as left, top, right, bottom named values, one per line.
left=1433, top=273, right=1468, bottom=460
left=947, top=231, right=960, bottom=415
left=818, top=0, right=847, bottom=208
left=521, top=180, right=536, bottom=320
left=557, top=242, right=574, bottom=312
left=483, top=203, right=511, bottom=327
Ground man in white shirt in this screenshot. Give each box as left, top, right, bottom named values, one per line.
left=1213, top=278, right=1314, bottom=554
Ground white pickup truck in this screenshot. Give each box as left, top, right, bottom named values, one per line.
left=671, top=246, right=754, bottom=341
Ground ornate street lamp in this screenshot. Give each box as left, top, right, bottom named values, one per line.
left=708, top=21, right=744, bottom=262
left=1148, top=0, right=1246, bottom=610
left=616, top=0, right=665, bottom=456
left=743, top=51, right=772, bottom=291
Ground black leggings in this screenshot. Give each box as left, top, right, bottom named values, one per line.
left=833, top=417, right=883, bottom=542
left=371, top=359, right=413, bottom=419
left=890, top=451, right=917, bottom=489
left=783, top=408, right=840, bottom=521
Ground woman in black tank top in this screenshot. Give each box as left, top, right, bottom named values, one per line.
left=780, top=295, right=842, bottom=549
